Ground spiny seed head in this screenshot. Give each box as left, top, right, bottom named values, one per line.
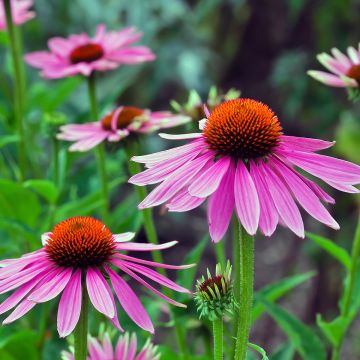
left=45, top=216, right=115, bottom=268
left=69, top=43, right=104, bottom=64
left=195, top=261, right=235, bottom=321
left=346, top=64, right=360, bottom=83
left=203, top=98, right=282, bottom=159
left=101, top=106, right=144, bottom=131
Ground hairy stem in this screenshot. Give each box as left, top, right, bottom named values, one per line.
left=213, top=317, right=224, bottom=360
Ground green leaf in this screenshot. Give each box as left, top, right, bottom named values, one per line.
left=253, top=272, right=315, bottom=322
left=24, top=179, right=59, bottom=204
left=270, top=343, right=295, bottom=360
left=0, top=330, right=38, bottom=360
left=248, top=342, right=269, bottom=359
left=177, top=233, right=209, bottom=292
left=0, top=179, right=41, bottom=228
left=0, top=135, right=19, bottom=149
left=306, top=232, right=351, bottom=269
left=316, top=314, right=350, bottom=347
left=260, top=299, right=326, bottom=360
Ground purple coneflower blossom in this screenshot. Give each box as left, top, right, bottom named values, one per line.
left=62, top=332, right=159, bottom=360
left=24, top=24, right=155, bottom=79
left=308, top=45, right=360, bottom=87
left=129, top=98, right=360, bottom=242
left=0, top=216, right=190, bottom=337
left=57, top=106, right=190, bottom=152
left=0, top=0, right=35, bottom=30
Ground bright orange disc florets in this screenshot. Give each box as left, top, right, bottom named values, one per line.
left=69, top=43, right=104, bottom=64
left=45, top=216, right=115, bottom=268
left=346, top=64, right=360, bottom=83
left=203, top=99, right=282, bottom=159
left=101, top=106, right=144, bottom=131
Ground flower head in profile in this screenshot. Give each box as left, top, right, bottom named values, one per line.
left=129, top=98, right=360, bottom=242
left=62, top=332, right=159, bottom=360
left=57, top=106, right=190, bottom=152
left=308, top=45, right=360, bottom=97
left=0, top=0, right=35, bottom=30
left=24, top=24, right=155, bottom=79
left=195, top=261, right=234, bottom=320
left=0, top=216, right=191, bottom=337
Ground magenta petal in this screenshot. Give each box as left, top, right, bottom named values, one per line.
left=234, top=161, right=260, bottom=235
left=86, top=268, right=115, bottom=319
left=326, top=181, right=360, bottom=193
left=208, top=162, right=235, bottom=242
left=302, top=177, right=335, bottom=204
left=28, top=267, right=72, bottom=303
left=106, top=267, right=154, bottom=333
left=57, top=269, right=82, bottom=337
left=279, top=135, right=335, bottom=152
left=250, top=161, right=279, bottom=237
left=166, top=188, right=205, bottom=212
left=259, top=162, right=304, bottom=238
left=3, top=300, right=36, bottom=324
left=112, top=259, right=189, bottom=293
left=188, top=157, right=231, bottom=198
left=271, top=158, right=339, bottom=229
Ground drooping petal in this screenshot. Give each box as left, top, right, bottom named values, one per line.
left=208, top=162, right=235, bottom=242
left=270, top=158, right=339, bottom=229
left=3, top=300, right=36, bottom=324
left=250, top=161, right=279, bottom=237
left=188, top=156, right=231, bottom=198
left=166, top=188, right=206, bottom=212
left=258, top=162, right=304, bottom=238
left=86, top=268, right=115, bottom=319
left=301, top=177, right=335, bottom=204
left=115, top=240, right=177, bottom=252
left=279, top=135, right=335, bottom=152
left=106, top=267, right=154, bottom=333
left=57, top=269, right=82, bottom=337
left=234, top=161, right=260, bottom=236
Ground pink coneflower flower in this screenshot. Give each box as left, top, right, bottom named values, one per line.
left=308, top=45, right=360, bottom=88
left=0, top=0, right=35, bottom=30
left=24, top=24, right=155, bottom=79
left=62, top=332, right=159, bottom=360
left=57, top=106, right=191, bottom=152
left=129, top=98, right=360, bottom=242
left=0, top=216, right=190, bottom=337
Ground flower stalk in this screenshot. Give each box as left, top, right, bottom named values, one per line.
left=213, top=317, right=223, bottom=360
left=3, top=0, right=26, bottom=181
left=87, top=74, right=109, bottom=223
left=234, top=222, right=254, bottom=360
left=74, top=283, right=88, bottom=360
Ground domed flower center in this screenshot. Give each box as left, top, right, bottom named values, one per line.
left=101, top=106, right=144, bottom=131
left=199, top=275, right=227, bottom=296
left=69, top=43, right=104, bottom=64
left=45, top=217, right=115, bottom=268
left=203, top=99, right=282, bottom=159
left=346, top=64, right=360, bottom=83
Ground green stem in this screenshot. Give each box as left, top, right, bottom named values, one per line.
left=232, top=216, right=240, bottom=357
left=52, top=136, right=59, bottom=186
left=215, top=241, right=226, bottom=268
left=86, top=74, right=109, bottom=223
left=234, top=222, right=254, bottom=360
left=3, top=0, right=26, bottom=181
left=74, top=283, right=88, bottom=360
left=213, top=317, right=223, bottom=360
left=125, top=142, right=188, bottom=359
left=331, top=216, right=360, bottom=360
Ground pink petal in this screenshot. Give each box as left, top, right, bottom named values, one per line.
left=271, top=158, right=339, bottom=229
left=208, top=162, right=235, bottom=242
left=307, top=70, right=357, bottom=87
left=259, top=162, right=304, bottom=237
left=158, top=133, right=203, bottom=140
left=86, top=267, right=115, bottom=319
left=188, top=156, right=231, bottom=198
left=234, top=161, right=260, bottom=236
left=28, top=267, right=72, bottom=302
left=279, top=135, right=335, bottom=152
left=57, top=269, right=82, bottom=337
left=326, top=181, right=360, bottom=193
left=166, top=188, right=206, bottom=212
left=115, top=240, right=177, bottom=252
left=301, top=177, right=335, bottom=204
left=250, top=161, right=279, bottom=237
left=3, top=300, right=36, bottom=324
left=106, top=267, right=154, bottom=333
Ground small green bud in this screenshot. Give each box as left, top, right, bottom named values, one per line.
left=195, top=261, right=235, bottom=321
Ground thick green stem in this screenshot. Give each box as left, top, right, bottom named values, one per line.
left=234, top=223, right=254, bottom=360
left=125, top=142, right=188, bottom=359
left=213, top=317, right=223, bottom=360
left=3, top=0, right=26, bottom=181
left=74, top=284, right=88, bottom=360
left=331, top=217, right=360, bottom=360
left=215, top=241, right=226, bottom=268
left=86, top=74, right=109, bottom=223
